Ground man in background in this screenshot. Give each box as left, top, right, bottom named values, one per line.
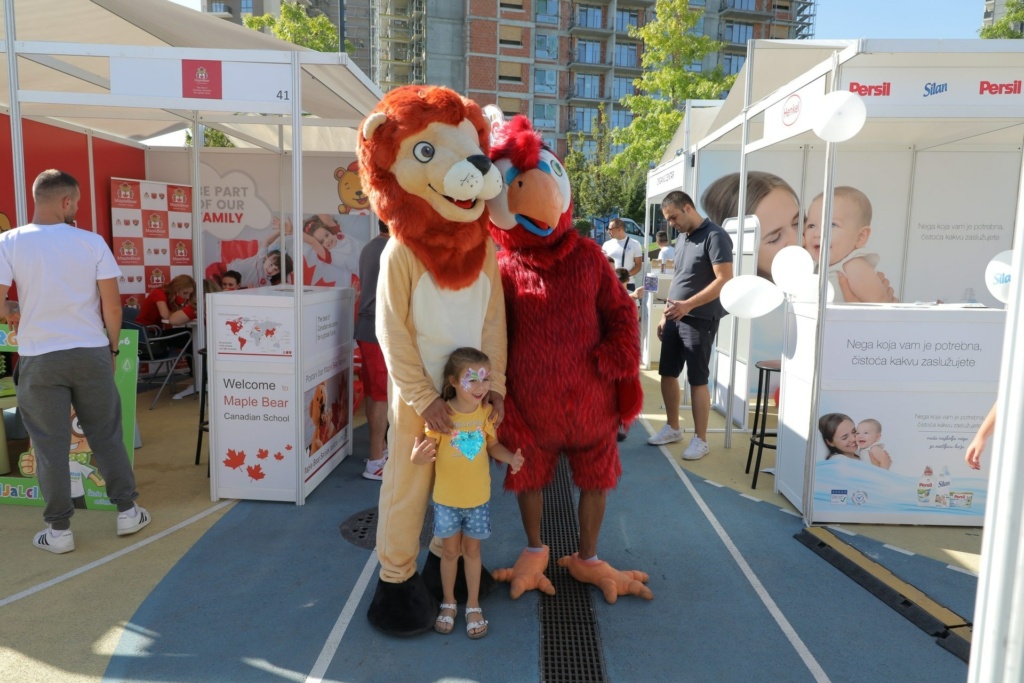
left=601, top=218, right=643, bottom=290
left=356, top=219, right=391, bottom=480
left=0, top=169, right=151, bottom=554
left=648, top=191, right=733, bottom=460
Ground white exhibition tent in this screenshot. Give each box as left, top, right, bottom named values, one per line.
left=2, top=0, right=382, bottom=501
left=1, top=0, right=382, bottom=330
left=647, top=38, right=1024, bottom=679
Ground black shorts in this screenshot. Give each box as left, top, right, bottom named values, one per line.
left=658, top=316, right=719, bottom=386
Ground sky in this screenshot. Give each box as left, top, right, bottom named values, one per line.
left=813, top=0, right=983, bottom=40
left=170, top=0, right=987, bottom=40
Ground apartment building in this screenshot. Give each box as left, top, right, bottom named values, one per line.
left=983, top=0, right=1023, bottom=31
left=205, top=1, right=816, bottom=159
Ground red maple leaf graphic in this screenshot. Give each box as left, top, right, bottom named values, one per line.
left=274, top=452, right=284, bottom=460
left=223, top=449, right=245, bottom=469
left=285, top=444, right=293, bottom=451
left=257, top=448, right=269, bottom=460
left=302, top=258, right=318, bottom=285
left=247, top=464, right=265, bottom=481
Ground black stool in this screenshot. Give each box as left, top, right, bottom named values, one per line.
left=746, top=359, right=781, bottom=489
left=194, top=348, right=209, bottom=475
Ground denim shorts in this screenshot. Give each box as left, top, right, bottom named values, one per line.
left=433, top=501, right=492, bottom=540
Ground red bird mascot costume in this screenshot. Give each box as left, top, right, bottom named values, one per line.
left=486, top=115, right=652, bottom=603
left=358, top=86, right=507, bottom=635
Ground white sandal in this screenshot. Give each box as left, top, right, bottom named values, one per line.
left=465, top=606, right=488, bottom=639
left=434, top=603, right=456, bottom=634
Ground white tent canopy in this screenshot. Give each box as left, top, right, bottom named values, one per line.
left=0, top=0, right=380, bottom=144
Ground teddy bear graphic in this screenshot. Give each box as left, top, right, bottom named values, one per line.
left=334, top=162, right=370, bottom=215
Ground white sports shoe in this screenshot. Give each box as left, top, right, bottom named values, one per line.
left=117, top=505, right=152, bottom=536
left=362, top=449, right=389, bottom=481
left=648, top=424, right=684, bottom=446
left=682, top=436, right=710, bottom=460
left=33, top=527, right=75, bottom=554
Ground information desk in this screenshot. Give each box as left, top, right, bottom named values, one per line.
left=776, top=303, right=1003, bottom=525
left=207, top=286, right=354, bottom=504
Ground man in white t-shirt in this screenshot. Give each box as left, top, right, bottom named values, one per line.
left=601, top=218, right=643, bottom=288
left=0, top=169, right=152, bottom=555
left=656, top=231, right=675, bottom=262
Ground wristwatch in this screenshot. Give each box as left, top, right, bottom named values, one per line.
left=111, top=348, right=120, bottom=356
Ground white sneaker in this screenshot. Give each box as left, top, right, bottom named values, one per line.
left=682, top=436, right=710, bottom=460
left=33, top=527, right=75, bottom=554
left=172, top=385, right=196, bottom=400
left=648, top=424, right=684, bottom=446
left=363, top=451, right=388, bottom=481
left=117, top=505, right=152, bottom=536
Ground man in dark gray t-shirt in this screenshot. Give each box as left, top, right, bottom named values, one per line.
left=648, top=191, right=733, bottom=460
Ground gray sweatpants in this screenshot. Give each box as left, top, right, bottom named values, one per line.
left=18, top=346, right=138, bottom=528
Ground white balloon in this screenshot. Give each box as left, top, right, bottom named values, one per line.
left=721, top=275, right=784, bottom=318
left=984, top=250, right=1014, bottom=304
left=771, top=246, right=815, bottom=295
left=813, top=91, right=867, bottom=143
left=793, top=273, right=835, bottom=303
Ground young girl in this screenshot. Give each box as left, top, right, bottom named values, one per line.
left=411, top=347, right=524, bottom=640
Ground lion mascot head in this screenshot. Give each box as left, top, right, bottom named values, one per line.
left=357, top=85, right=503, bottom=290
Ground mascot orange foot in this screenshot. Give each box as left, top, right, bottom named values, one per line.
left=557, top=554, right=653, bottom=604
left=492, top=546, right=556, bottom=599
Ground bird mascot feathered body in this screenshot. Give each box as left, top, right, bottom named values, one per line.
left=485, top=115, right=652, bottom=603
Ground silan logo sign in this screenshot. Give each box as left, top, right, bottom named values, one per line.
left=781, top=94, right=801, bottom=126
left=849, top=81, right=891, bottom=96
left=923, top=82, right=948, bottom=97
left=979, top=79, right=1022, bottom=95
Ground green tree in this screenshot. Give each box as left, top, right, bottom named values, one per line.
left=612, top=0, right=734, bottom=171
left=185, top=127, right=235, bottom=148
left=565, top=106, right=620, bottom=220
left=244, top=0, right=353, bottom=53
left=980, top=0, right=1024, bottom=38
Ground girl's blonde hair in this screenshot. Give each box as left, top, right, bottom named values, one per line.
left=441, top=347, right=491, bottom=401
left=162, top=274, right=196, bottom=312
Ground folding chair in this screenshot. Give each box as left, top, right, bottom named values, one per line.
left=122, top=310, right=193, bottom=410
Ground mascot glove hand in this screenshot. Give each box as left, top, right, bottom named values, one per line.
left=557, top=553, right=653, bottom=604
left=493, top=546, right=556, bottom=599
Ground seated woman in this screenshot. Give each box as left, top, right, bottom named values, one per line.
left=136, top=275, right=197, bottom=330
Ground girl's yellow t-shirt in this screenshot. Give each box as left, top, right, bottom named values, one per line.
left=426, top=404, right=498, bottom=508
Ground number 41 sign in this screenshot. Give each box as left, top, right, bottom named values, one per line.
left=111, top=57, right=293, bottom=110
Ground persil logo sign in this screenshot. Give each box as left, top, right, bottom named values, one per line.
left=781, top=94, right=801, bottom=126
left=979, top=79, right=1022, bottom=95
left=849, top=81, right=891, bottom=96
left=923, top=82, right=947, bottom=97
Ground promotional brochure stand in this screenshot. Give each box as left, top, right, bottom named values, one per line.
left=207, top=286, right=354, bottom=504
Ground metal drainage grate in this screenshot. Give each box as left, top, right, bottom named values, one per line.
left=339, top=506, right=435, bottom=550
left=540, top=456, right=608, bottom=683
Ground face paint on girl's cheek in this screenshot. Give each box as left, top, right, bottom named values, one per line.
left=460, top=367, right=490, bottom=391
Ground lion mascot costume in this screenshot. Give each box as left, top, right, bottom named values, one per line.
left=358, top=85, right=507, bottom=636
left=485, top=115, right=652, bottom=604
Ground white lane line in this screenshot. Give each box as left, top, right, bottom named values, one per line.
left=739, top=493, right=761, bottom=503
left=883, top=544, right=915, bottom=556
left=641, top=417, right=831, bottom=683
left=947, top=564, right=978, bottom=577
left=704, top=479, right=725, bottom=488
left=306, top=549, right=379, bottom=683
left=0, top=501, right=233, bottom=608
left=826, top=525, right=857, bottom=537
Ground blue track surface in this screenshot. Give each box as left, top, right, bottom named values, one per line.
left=105, top=425, right=972, bottom=682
